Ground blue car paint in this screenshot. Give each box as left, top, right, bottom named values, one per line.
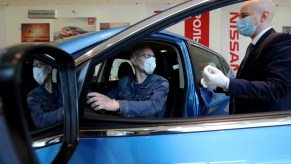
left=69, top=125, right=291, bottom=163
left=34, top=143, right=62, bottom=164
left=54, top=26, right=128, bottom=58
left=179, top=41, right=198, bottom=117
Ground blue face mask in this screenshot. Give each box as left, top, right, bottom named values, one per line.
left=237, top=14, right=260, bottom=37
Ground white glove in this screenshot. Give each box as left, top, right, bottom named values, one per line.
left=201, top=77, right=217, bottom=91
left=201, top=65, right=229, bottom=90
left=87, top=92, right=120, bottom=111
left=200, top=77, right=208, bottom=88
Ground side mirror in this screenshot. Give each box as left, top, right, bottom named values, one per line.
left=0, top=44, right=78, bottom=163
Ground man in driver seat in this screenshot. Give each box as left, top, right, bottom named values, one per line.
left=87, top=45, right=169, bottom=117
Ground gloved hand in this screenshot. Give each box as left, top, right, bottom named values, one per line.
left=201, top=78, right=217, bottom=91
left=201, top=65, right=229, bottom=90
left=87, top=92, right=120, bottom=112
left=200, top=77, right=209, bottom=88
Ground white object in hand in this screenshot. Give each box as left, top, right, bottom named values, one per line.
left=202, top=65, right=229, bottom=90
left=200, top=77, right=209, bottom=88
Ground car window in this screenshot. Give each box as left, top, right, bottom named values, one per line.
left=187, top=43, right=231, bottom=116
left=218, top=56, right=231, bottom=75
left=84, top=40, right=187, bottom=118
left=109, top=59, right=134, bottom=81
left=188, top=44, right=225, bottom=83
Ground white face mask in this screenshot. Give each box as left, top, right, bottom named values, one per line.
left=143, top=57, right=156, bottom=74
left=33, top=67, right=45, bottom=85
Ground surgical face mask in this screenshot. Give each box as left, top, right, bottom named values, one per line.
left=33, top=67, right=46, bottom=85
left=143, top=57, right=156, bottom=74
left=237, top=13, right=260, bottom=37
left=137, top=56, right=156, bottom=74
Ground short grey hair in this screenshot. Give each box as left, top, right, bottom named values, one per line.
left=130, top=45, right=152, bottom=58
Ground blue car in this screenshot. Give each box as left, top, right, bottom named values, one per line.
left=1, top=0, right=291, bottom=163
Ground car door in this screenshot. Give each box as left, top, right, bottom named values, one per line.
left=68, top=1, right=291, bottom=163
left=188, top=42, right=232, bottom=116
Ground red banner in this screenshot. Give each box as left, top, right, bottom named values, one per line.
left=184, top=12, right=209, bottom=47
left=88, top=17, right=95, bottom=25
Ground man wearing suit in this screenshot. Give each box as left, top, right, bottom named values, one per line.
left=201, top=0, right=291, bottom=114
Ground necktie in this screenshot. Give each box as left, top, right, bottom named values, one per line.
left=240, top=43, right=254, bottom=70
left=245, top=43, right=254, bottom=59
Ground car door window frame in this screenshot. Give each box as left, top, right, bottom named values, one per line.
left=78, top=39, right=189, bottom=121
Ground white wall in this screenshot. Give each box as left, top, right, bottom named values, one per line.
left=209, top=9, right=222, bottom=55
left=1, top=4, right=147, bottom=47
left=272, top=6, right=291, bottom=32
left=0, top=3, right=200, bottom=49
left=0, top=3, right=290, bottom=56
left=0, top=7, right=6, bottom=48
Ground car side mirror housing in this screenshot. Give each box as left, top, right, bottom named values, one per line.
left=0, top=44, right=79, bottom=163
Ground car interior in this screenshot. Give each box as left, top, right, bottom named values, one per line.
left=85, top=41, right=187, bottom=119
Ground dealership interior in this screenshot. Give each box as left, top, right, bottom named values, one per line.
left=1, top=0, right=291, bottom=51
left=2, top=0, right=291, bottom=163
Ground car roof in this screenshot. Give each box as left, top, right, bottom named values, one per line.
left=50, top=25, right=220, bottom=62
left=48, top=26, right=128, bottom=57
left=49, top=26, right=185, bottom=57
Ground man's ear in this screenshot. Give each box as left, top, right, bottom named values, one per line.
left=261, top=10, right=269, bottom=22
left=131, top=57, right=138, bottom=66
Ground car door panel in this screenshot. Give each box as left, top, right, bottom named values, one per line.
left=70, top=117, right=291, bottom=163
left=34, top=143, right=62, bottom=163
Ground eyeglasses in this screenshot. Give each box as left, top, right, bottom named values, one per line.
left=33, top=63, right=46, bottom=68
left=137, top=54, right=155, bottom=59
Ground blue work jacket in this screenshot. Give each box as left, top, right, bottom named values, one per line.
left=107, top=74, right=169, bottom=118
left=27, top=85, right=63, bottom=129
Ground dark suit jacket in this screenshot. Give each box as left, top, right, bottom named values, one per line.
left=228, top=28, right=291, bottom=114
